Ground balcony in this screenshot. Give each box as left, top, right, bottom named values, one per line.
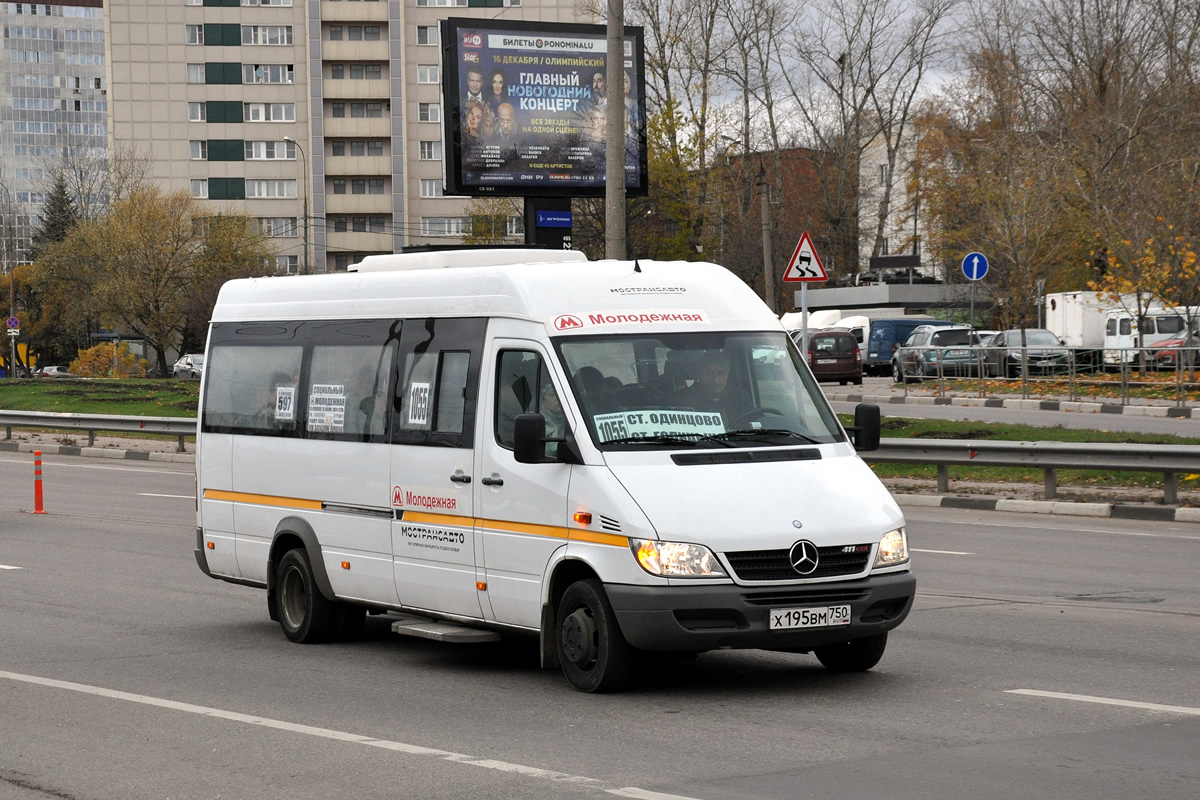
left=323, top=116, right=391, bottom=138
left=322, top=40, right=388, bottom=62
left=321, top=78, right=389, bottom=100
left=320, top=1, right=389, bottom=22
left=325, top=193, right=392, bottom=214
left=325, top=155, right=391, bottom=176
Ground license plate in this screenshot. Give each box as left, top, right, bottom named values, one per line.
left=769, top=605, right=851, bottom=630
left=817, top=358, right=836, bottom=364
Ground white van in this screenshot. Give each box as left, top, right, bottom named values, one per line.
left=194, top=250, right=914, bottom=692
left=1103, top=307, right=1197, bottom=364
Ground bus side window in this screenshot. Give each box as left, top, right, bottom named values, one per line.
left=391, top=318, right=486, bottom=448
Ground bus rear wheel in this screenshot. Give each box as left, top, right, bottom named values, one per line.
left=556, top=579, right=632, bottom=692
left=276, top=548, right=338, bottom=643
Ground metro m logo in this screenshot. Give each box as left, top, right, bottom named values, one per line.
left=554, top=315, right=584, bottom=331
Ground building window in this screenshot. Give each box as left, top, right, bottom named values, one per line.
left=243, top=64, right=294, bottom=84
left=420, top=216, right=468, bottom=236
left=246, top=179, right=297, bottom=198
left=419, top=179, right=442, bottom=198
left=350, top=64, right=364, bottom=79
left=364, top=26, right=381, bottom=41
left=186, top=63, right=205, bottom=83
left=191, top=179, right=208, bottom=199
left=348, top=26, right=362, bottom=41
left=418, top=102, right=440, bottom=122
left=256, top=217, right=298, bottom=237
left=350, top=103, right=365, bottom=118
left=188, top=102, right=207, bottom=121
left=333, top=179, right=346, bottom=194
left=186, top=25, right=204, bottom=45
left=365, top=64, right=382, bottom=80
left=242, top=25, right=293, bottom=45
left=244, top=102, right=295, bottom=121
left=419, top=141, right=442, bottom=160
left=366, top=102, right=383, bottom=117
left=333, top=217, right=347, bottom=232
left=333, top=254, right=354, bottom=271
left=352, top=179, right=366, bottom=195
left=190, top=141, right=208, bottom=160
left=242, top=0, right=294, bottom=5
left=331, top=64, right=344, bottom=79
left=416, top=26, right=438, bottom=45
left=329, top=26, right=342, bottom=40
left=367, top=140, right=383, bottom=157
left=368, top=178, right=384, bottom=194
left=353, top=216, right=367, bottom=232
left=245, top=140, right=296, bottom=160
left=332, top=102, right=345, bottom=118
left=878, top=164, right=888, bottom=185
left=415, top=0, right=468, bottom=6
left=275, top=255, right=299, bottom=274
left=350, top=140, right=365, bottom=156
left=331, top=141, right=345, bottom=156
left=417, top=65, right=440, bottom=83
left=369, top=216, right=385, bottom=233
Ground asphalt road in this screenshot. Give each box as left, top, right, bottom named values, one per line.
left=1, top=454, right=1198, bottom=799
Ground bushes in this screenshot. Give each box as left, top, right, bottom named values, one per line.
left=68, top=343, right=149, bottom=378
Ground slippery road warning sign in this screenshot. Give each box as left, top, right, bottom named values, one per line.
left=782, top=232, right=828, bottom=282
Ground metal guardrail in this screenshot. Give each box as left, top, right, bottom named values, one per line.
left=0, top=410, right=196, bottom=452
left=868, top=439, right=1200, bottom=504
left=2, top=412, right=1196, bottom=503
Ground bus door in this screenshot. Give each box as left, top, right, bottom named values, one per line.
left=389, top=318, right=488, bottom=619
left=476, top=342, right=573, bottom=628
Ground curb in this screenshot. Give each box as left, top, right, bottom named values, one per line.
left=896, top=493, right=1200, bottom=523
left=0, top=441, right=194, bottom=464
left=833, top=392, right=1193, bottom=418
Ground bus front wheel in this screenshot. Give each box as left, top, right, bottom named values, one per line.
left=276, top=548, right=338, bottom=643
left=556, top=579, right=633, bottom=692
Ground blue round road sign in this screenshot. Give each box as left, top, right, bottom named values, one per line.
left=962, top=252, right=989, bottom=281
left=5, top=316, right=18, bottom=329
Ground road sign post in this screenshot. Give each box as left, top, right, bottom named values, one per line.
left=962, top=252, right=989, bottom=330
left=783, top=233, right=828, bottom=355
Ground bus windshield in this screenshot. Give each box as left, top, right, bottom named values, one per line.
left=555, top=331, right=845, bottom=449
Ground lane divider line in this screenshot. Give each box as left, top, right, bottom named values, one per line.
left=0, top=669, right=700, bottom=799
left=912, top=548, right=974, bottom=555
left=1007, top=689, right=1200, bottom=716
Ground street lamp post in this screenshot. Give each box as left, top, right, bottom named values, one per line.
left=283, top=136, right=309, bottom=275
left=0, top=181, right=14, bottom=378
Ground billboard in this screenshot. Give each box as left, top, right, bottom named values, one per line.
left=440, top=18, right=648, bottom=197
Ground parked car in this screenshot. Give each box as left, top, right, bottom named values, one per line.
left=35, top=366, right=74, bottom=378
left=975, top=330, right=1000, bottom=347
left=863, top=318, right=955, bottom=376
left=984, top=329, right=1070, bottom=378
left=798, top=329, right=862, bottom=384
left=893, top=325, right=982, bottom=382
left=172, top=354, right=205, bottom=379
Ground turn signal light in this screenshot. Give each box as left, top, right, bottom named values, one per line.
left=573, top=512, right=592, bottom=525
left=206, top=541, right=215, bottom=550
left=476, top=581, right=487, bottom=591
left=341, top=561, right=351, bottom=570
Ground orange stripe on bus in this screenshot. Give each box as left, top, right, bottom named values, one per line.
left=203, top=489, right=322, bottom=510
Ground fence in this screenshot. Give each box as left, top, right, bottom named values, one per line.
left=0, top=410, right=195, bottom=452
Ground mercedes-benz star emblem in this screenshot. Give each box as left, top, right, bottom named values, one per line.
left=789, top=540, right=819, bottom=575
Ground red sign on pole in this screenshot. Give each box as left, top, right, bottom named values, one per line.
left=782, top=232, right=828, bottom=282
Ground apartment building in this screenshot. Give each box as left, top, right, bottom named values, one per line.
left=1, top=0, right=107, bottom=263
left=105, top=0, right=588, bottom=274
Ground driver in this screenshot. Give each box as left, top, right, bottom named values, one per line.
left=676, top=351, right=735, bottom=418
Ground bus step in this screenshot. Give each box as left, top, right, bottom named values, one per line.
left=390, top=614, right=501, bottom=644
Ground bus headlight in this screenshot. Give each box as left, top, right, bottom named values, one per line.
left=630, top=539, right=727, bottom=578
left=874, top=527, right=909, bottom=567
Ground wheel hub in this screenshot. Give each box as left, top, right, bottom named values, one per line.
left=560, top=608, right=597, bottom=665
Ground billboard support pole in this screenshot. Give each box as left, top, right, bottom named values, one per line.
left=604, top=0, right=626, bottom=260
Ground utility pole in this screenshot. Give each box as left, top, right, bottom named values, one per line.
left=0, top=182, right=14, bottom=378
left=604, top=0, right=626, bottom=260
left=758, top=166, right=774, bottom=312
left=283, top=136, right=309, bottom=274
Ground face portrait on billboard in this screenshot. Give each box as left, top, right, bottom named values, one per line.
left=487, top=70, right=507, bottom=111
left=465, top=67, right=484, bottom=102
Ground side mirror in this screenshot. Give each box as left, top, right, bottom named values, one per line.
left=513, top=413, right=547, bottom=464
left=849, top=403, right=880, bottom=452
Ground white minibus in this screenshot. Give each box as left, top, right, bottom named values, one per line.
left=194, top=250, right=914, bottom=692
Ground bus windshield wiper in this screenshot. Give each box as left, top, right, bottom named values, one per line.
left=704, top=429, right=823, bottom=445
left=603, top=434, right=700, bottom=447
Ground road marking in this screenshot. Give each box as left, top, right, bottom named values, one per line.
left=1007, top=689, right=1200, bottom=716
left=0, top=565, right=22, bottom=570
left=137, top=493, right=193, bottom=499
left=908, top=515, right=1200, bottom=541
left=0, top=670, right=701, bottom=799
left=0, top=457, right=192, bottom=476
left=912, top=548, right=974, bottom=555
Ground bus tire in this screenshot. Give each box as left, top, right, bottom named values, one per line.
left=814, top=632, right=888, bottom=673
left=557, top=579, right=632, bottom=693
left=276, top=548, right=338, bottom=643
